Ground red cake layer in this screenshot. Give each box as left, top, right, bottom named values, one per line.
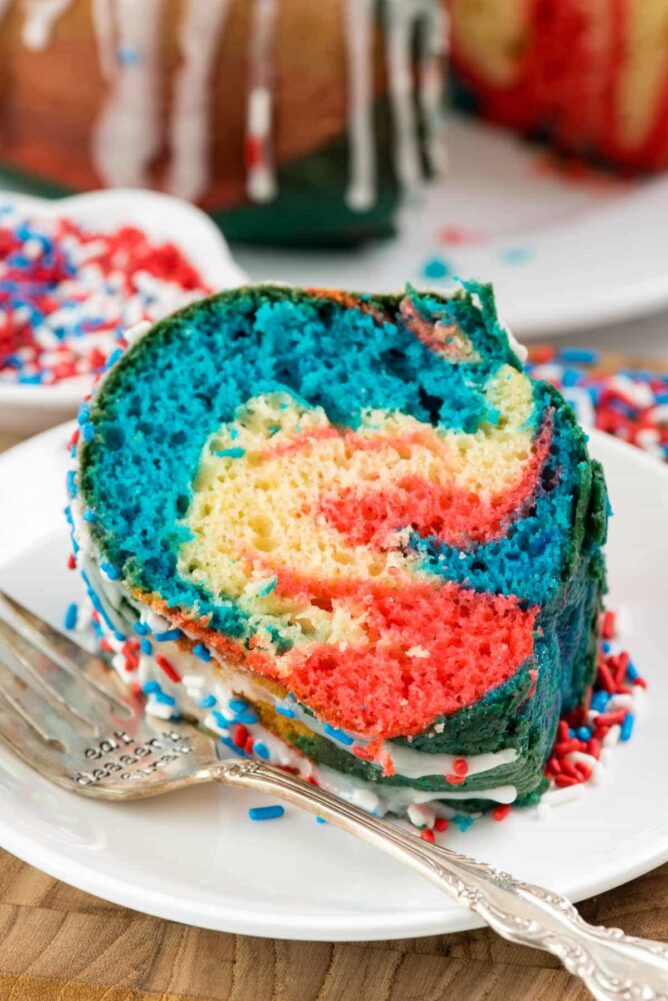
left=254, top=579, right=537, bottom=739
left=318, top=423, right=551, bottom=548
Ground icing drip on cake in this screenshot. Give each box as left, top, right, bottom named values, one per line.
left=21, top=0, right=73, bottom=50
left=166, top=0, right=233, bottom=202
left=91, top=0, right=165, bottom=187
left=385, top=0, right=428, bottom=196
left=417, top=0, right=449, bottom=174
left=246, top=0, right=278, bottom=204
left=91, top=0, right=116, bottom=78
left=343, top=0, right=376, bottom=211
left=4, top=0, right=448, bottom=210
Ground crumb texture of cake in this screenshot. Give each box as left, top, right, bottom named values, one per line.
left=72, top=282, right=608, bottom=814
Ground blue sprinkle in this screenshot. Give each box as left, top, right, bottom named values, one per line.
left=106, top=348, right=123, bottom=369
left=254, top=741, right=270, bottom=760
left=620, top=713, right=634, bottom=742
left=602, top=641, right=611, bottom=654
left=323, top=724, right=354, bottom=746
left=316, top=817, right=327, bottom=824
left=559, top=347, right=599, bottom=365
left=142, top=680, right=161, bottom=695
left=235, top=711, right=259, bottom=725
left=198, top=694, right=217, bottom=709
left=117, top=44, right=140, bottom=66
left=77, top=403, right=91, bottom=426
left=561, top=368, right=581, bottom=388
left=81, top=422, right=95, bottom=443
left=63, top=602, right=78, bottom=631
left=249, top=805, right=285, bottom=822
left=192, top=643, right=211, bottom=662
left=220, top=736, right=246, bottom=757
left=421, top=255, right=452, bottom=280
left=212, top=710, right=233, bottom=729
left=500, top=246, right=533, bottom=265
left=154, top=628, right=182, bottom=642
left=113, top=630, right=126, bottom=642
left=452, top=814, right=475, bottom=833
left=275, top=705, right=296, bottom=719
left=567, top=728, right=576, bottom=739
left=576, top=726, right=592, bottom=741
left=140, top=638, right=153, bottom=655
left=655, top=391, right=668, bottom=405
left=66, top=470, right=78, bottom=498
left=229, top=698, right=250, bottom=713
left=626, top=661, right=639, bottom=681
left=100, top=561, right=119, bottom=580
left=83, top=510, right=97, bottom=523
left=134, top=621, right=151, bottom=635
left=591, top=690, right=610, bottom=713
left=214, top=447, right=246, bottom=459
left=154, top=691, right=176, bottom=706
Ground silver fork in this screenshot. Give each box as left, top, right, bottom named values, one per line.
left=0, top=589, right=666, bottom=1001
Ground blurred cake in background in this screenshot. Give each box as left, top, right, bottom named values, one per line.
left=2, top=0, right=667, bottom=251
left=0, top=0, right=447, bottom=246
left=450, top=0, right=668, bottom=172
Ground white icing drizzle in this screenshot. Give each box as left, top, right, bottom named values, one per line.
left=246, top=0, right=278, bottom=204
left=283, top=697, right=518, bottom=780
left=91, top=0, right=116, bottom=80
left=166, top=0, right=232, bottom=202
left=91, top=0, right=165, bottom=187
left=384, top=0, right=424, bottom=196
left=9, top=0, right=448, bottom=216
left=417, top=0, right=448, bottom=174
left=21, top=0, right=73, bottom=50
left=343, top=0, right=376, bottom=211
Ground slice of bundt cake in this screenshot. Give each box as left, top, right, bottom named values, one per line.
left=69, top=282, right=608, bottom=816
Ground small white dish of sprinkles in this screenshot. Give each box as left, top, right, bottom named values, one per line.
left=0, top=189, right=246, bottom=435
left=0, top=424, right=665, bottom=941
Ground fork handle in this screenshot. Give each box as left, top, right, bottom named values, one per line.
left=216, top=759, right=668, bottom=1001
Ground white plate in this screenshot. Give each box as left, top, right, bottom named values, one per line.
left=235, top=116, right=668, bottom=339
left=0, top=424, right=666, bottom=941
left=0, top=189, right=246, bottom=436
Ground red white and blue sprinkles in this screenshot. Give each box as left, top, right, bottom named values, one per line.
left=0, top=203, right=209, bottom=386
left=526, top=346, right=668, bottom=462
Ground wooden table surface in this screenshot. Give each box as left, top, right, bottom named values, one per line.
left=1, top=382, right=667, bottom=1001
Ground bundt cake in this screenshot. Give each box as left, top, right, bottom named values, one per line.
left=450, top=0, right=668, bottom=173
left=67, top=282, right=609, bottom=817
left=0, top=0, right=447, bottom=246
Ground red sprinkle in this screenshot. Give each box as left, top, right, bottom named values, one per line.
left=452, top=758, right=468, bottom=776
left=420, top=828, right=436, bottom=843
left=67, top=553, right=76, bottom=570
left=445, top=773, right=466, bottom=785
left=233, top=724, right=248, bottom=749
left=595, top=710, right=626, bottom=726
left=601, top=610, right=616, bottom=640
left=492, top=804, right=511, bottom=821
left=555, top=774, right=579, bottom=788
left=155, top=654, right=181, bottom=683
left=434, top=817, right=449, bottom=832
